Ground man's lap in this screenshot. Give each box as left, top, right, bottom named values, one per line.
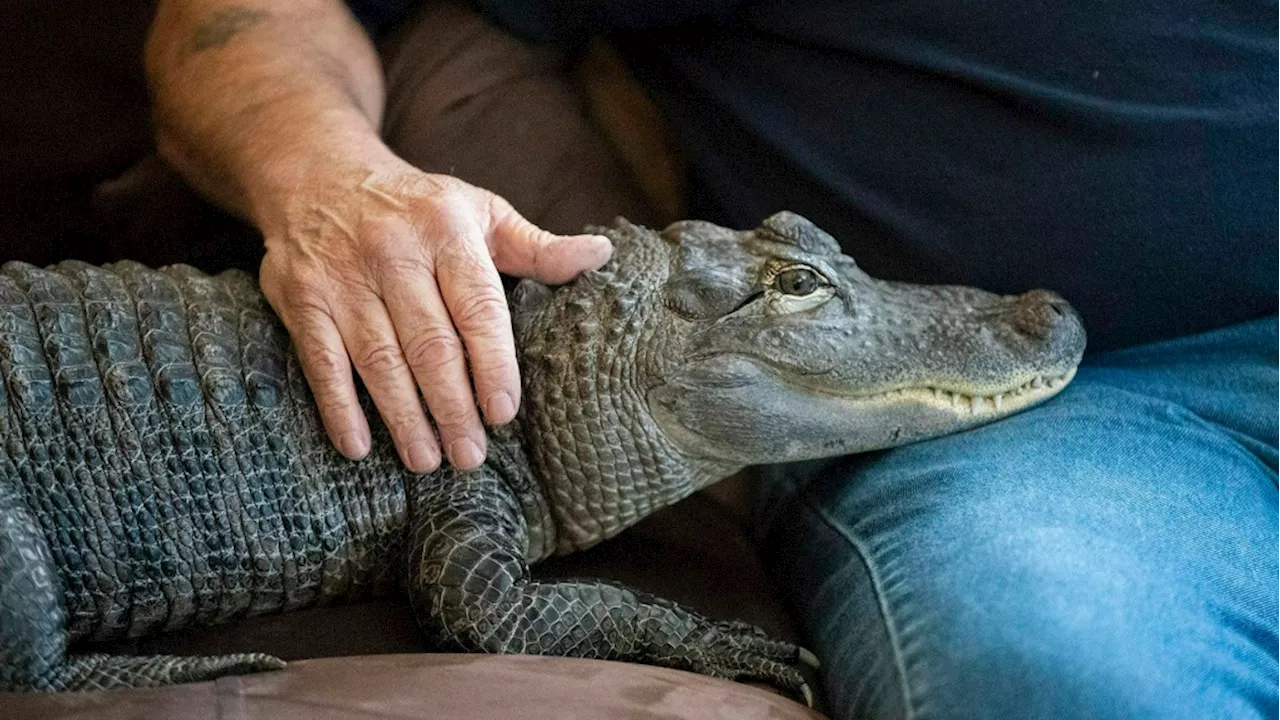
left=757, top=317, right=1279, bottom=719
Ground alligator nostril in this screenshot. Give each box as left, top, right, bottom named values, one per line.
left=1011, top=290, right=1073, bottom=339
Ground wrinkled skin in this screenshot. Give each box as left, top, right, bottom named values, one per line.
left=512, top=212, right=1084, bottom=553
left=0, top=213, right=1083, bottom=702
left=253, top=153, right=613, bottom=473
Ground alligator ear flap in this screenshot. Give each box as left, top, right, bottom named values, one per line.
left=664, top=235, right=759, bottom=319
left=664, top=270, right=755, bottom=320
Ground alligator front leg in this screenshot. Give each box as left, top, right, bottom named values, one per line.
left=0, top=479, right=283, bottom=692
left=404, top=467, right=816, bottom=702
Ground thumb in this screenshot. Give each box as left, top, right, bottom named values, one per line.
left=487, top=202, right=613, bottom=285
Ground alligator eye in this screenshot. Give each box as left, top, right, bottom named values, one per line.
left=776, top=267, right=821, bottom=296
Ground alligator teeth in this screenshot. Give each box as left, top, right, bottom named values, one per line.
left=912, top=371, right=1070, bottom=412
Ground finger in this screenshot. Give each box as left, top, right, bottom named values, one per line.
left=483, top=195, right=613, bottom=284
left=286, top=309, right=372, bottom=461
left=335, top=295, right=441, bottom=473
left=382, top=266, right=489, bottom=471
left=431, top=234, right=521, bottom=429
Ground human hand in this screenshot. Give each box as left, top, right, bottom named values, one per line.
left=256, top=143, right=612, bottom=472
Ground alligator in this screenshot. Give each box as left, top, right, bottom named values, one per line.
left=0, top=212, right=1085, bottom=700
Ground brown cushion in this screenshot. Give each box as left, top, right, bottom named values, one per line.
left=0, top=654, right=824, bottom=720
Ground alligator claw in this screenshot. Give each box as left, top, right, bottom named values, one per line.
left=655, top=618, right=815, bottom=706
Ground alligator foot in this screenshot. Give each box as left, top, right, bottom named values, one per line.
left=405, top=468, right=819, bottom=704
left=420, top=571, right=819, bottom=702
left=31, top=653, right=286, bottom=692
left=629, top=603, right=819, bottom=704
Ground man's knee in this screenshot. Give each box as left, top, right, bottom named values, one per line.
left=766, top=483, right=1277, bottom=719
left=891, top=520, right=1274, bottom=719
left=759, top=380, right=1278, bottom=718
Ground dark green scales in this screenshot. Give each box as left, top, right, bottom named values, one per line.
left=0, top=213, right=1085, bottom=698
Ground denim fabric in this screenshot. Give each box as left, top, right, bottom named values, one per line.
left=756, top=317, right=1279, bottom=719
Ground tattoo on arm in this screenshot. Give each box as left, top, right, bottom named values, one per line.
left=186, top=7, right=270, bottom=55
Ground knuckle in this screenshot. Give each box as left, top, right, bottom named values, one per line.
left=481, top=191, right=517, bottom=229
left=264, top=266, right=322, bottom=311
left=450, top=290, right=510, bottom=331
left=411, top=189, right=471, bottom=233
left=299, top=340, right=350, bottom=383
left=300, top=361, right=358, bottom=423
left=285, top=285, right=333, bottom=318
left=308, top=350, right=350, bottom=382
left=401, top=328, right=464, bottom=374
left=354, top=341, right=409, bottom=376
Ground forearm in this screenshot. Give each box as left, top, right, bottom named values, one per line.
left=146, top=1, right=612, bottom=474
left=145, top=0, right=387, bottom=228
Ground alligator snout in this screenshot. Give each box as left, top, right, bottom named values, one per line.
left=1011, top=289, right=1079, bottom=341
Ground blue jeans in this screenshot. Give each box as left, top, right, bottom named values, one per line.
left=756, top=317, right=1279, bottom=719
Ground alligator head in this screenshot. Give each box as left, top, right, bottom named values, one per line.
left=510, top=212, right=1086, bottom=552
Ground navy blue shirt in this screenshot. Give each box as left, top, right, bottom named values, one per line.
left=352, top=0, right=1277, bottom=352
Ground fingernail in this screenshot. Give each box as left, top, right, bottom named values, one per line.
left=406, top=441, right=439, bottom=473
left=338, top=431, right=369, bottom=460
left=485, top=392, right=517, bottom=424
left=449, top=438, right=484, bottom=469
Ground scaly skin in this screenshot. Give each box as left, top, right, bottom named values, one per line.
left=0, top=212, right=1085, bottom=699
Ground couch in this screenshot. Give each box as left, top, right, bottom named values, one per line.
left=0, top=2, right=825, bottom=717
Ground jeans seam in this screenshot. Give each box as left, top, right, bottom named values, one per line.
left=799, top=488, right=920, bottom=720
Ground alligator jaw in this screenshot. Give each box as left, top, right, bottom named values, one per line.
left=648, top=354, right=1080, bottom=468
left=844, top=367, right=1078, bottom=420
